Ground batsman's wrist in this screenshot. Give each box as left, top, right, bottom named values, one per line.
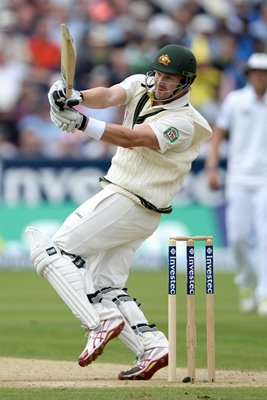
left=84, top=117, right=106, bottom=140
left=79, top=114, right=88, bottom=131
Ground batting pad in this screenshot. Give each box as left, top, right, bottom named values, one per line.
left=25, top=226, right=100, bottom=329
left=101, top=288, right=168, bottom=353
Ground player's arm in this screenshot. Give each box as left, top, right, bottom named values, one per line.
left=49, top=79, right=160, bottom=148
left=100, top=123, right=160, bottom=148
left=80, top=84, right=127, bottom=109
left=50, top=105, right=160, bottom=149
left=205, top=126, right=227, bottom=190
left=48, top=80, right=127, bottom=111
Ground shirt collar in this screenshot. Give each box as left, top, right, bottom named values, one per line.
left=246, top=84, right=267, bottom=101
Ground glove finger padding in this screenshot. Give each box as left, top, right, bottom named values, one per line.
left=50, top=110, right=61, bottom=129
left=52, top=89, right=83, bottom=109
left=66, top=89, right=83, bottom=107
left=50, top=107, right=87, bottom=133
left=48, top=80, right=83, bottom=111
left=48, top=80, right=66, bottom=111
left=67, top=95, right=83, bottom=108
left=50, top=108, right=78, bottom=133
left=52, top=89, right=67, bottom=111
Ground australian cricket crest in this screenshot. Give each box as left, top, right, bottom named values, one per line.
left=158, top=54, right=171, bottom=66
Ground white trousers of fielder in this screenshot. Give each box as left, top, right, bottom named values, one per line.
left=226, top=182, right=267, bottom=302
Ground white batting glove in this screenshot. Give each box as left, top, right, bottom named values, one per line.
left=50, top=107, right=88, bottom=133
left=48, top=80, right=83, bottom=111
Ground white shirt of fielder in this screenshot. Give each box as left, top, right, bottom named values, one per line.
left=214, top=83, right=267, bottom=307
left=216, top=84, right=267, bottom=186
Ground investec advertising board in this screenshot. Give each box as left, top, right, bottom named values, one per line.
left=0, top=158, right=229, bottom=270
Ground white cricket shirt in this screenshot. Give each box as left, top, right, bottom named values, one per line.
left=216, top=84, right=267, bottom=186
left=103, top=74, right=212, bottom=209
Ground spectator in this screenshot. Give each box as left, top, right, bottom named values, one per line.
left=0, top=9, right=31, bottom=64
left=0, top=36, right=29, bottom=145
left=0, top=124, right=17, bottom=159
left=0, top=0, right=266, bottom=159
left=189, top=14, right=222, bottom=122
left=17, top=96, right=71, bottom=158
left=78, top=65, right=120, bottom=158
left=26, top=16, right=61, bottom=87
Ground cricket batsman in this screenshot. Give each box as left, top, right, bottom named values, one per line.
left=25, top=44, right=212, bottom=380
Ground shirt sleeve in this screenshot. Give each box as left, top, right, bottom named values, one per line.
left=116, top=74, right=146, bottom=104
left=149, top=116, right=195, bottom=153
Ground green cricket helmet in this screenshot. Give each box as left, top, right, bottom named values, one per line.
left=145, top=44, right=197, bottom=101
left=149, top=44, right=197, bottom=81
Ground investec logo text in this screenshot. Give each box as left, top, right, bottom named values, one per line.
left=206, top=253, right=214, bottom=294
left=187, top=255, right=195, bottom=294
left=169, top=247, right=176, bottom=295
left=0, top=167, right=104, bottom=204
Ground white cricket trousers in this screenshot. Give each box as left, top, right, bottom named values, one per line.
left=53, top=187, right=161, bottom=291
left=226, top=183, right=267, bottom=302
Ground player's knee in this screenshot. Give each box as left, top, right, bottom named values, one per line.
left=25, top=226, right=63, bottom=277
left=30, top=241, right=61, bottom=277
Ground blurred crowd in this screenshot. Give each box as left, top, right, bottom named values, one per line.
left=0, top=0, right=267, bottom=160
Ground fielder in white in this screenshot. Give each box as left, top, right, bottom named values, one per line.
left=206, top=53, right=267, bottom=316
left=26, top=44, right=212, bottom=379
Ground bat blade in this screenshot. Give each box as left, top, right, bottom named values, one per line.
left=60, top=23, right=76, bottom=98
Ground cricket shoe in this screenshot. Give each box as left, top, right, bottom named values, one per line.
left=238, top=288, right=257, bottom=313
left=78, top=318, right=125, bottom=367
left=118, top=347, right=168, bottom=380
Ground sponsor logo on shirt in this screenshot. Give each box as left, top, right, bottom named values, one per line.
left=163, top=127, right=179, bottom=143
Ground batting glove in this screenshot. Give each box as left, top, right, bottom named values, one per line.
left=50, top=106, right=88, bottom=133
left=48, top=80, right=83, bottom=111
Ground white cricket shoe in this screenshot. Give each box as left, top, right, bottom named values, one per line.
left=78, top=318, right=125, bottom=367
left=118, top=347, right=168, bottom=380
left=239, top=288, right=256, bottom=313
left=258, top=298, right=267, bottom=316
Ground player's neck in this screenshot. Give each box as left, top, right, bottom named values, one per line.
left=254, top=88, right=267, bottom=99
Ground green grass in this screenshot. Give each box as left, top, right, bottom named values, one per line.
left=1, top=387, right=267, bottom=400
left=0, top=269, right=266, bottom=400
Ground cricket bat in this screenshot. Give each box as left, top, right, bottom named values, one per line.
left=60, top=23, right=76, bottom=98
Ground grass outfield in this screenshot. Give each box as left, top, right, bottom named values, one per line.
left=1, top=387, right=267, bottom=400
left=0, top=269, right=266, bottom=399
